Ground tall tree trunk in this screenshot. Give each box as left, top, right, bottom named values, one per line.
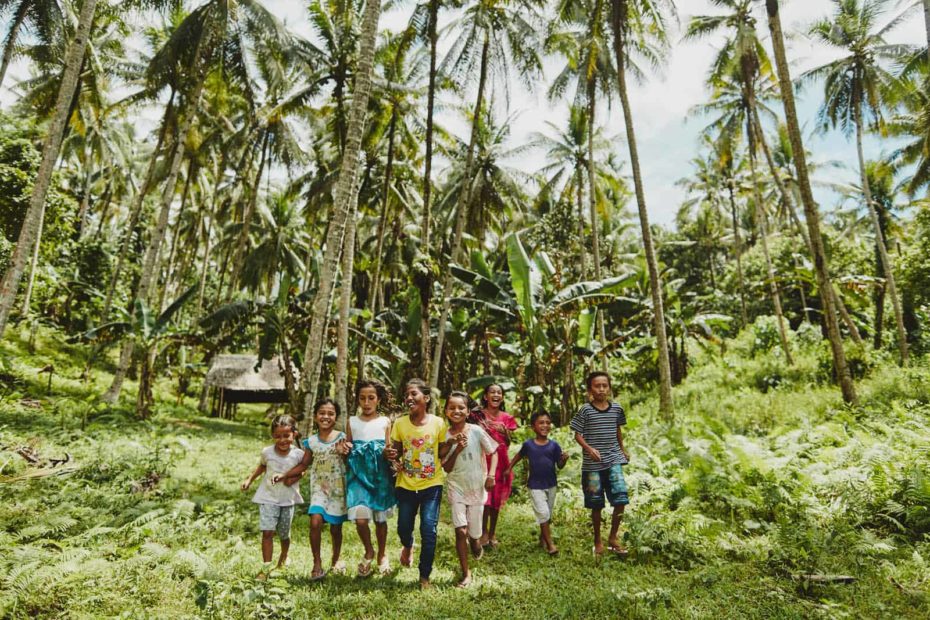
left=300, top=0, right=382, bottom=423
left=923, top=0, right=930, bottom=63
left=586, top=81, right=607, bottom=368
left=0, top=0, right=28, bottom=90
left=752, top=109, right=862, bottom=341
left=610, top=0, right=673, bottom=417
left=744, top=77, right=792, bottom=363
left=20, top=204, right=44, bottom=316
left=0, top=0, right=99, bottom=339
left=75, top=160, right=94, bottom=239
left=335, top=213, right=357, bottom=426
left=226, top=133, right=269, bottom=300
left=419, top=0, right=440, bottom=379
left=429, top=34, right=490, bottom=391
left=726, top=183, right=749, bottom=328
left=358, top=108, right=398, bottom=378
left=101, top=88, right=175, bottom=324
left=766, top=0, right=857, bottom=403
left=102, top=41, right=209, bottom=404
left=854, top=103, right=908, bottom=365
left=92, top=180, right=113, bottom=242
left=158, top=159, right=195, bottom=312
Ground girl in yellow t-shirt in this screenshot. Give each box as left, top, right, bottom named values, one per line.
left=385, top=378, right=452, bottom=589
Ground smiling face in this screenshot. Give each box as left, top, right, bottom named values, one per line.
left=445, top=395, right=469, bottom=426
left=484, top=384, right=504, bottom=409
left=315, top=403, right=337, bottom=431
left=404, top=384, right=429, bottom=414
left=587, top=375, right=611, bottom=404
left=532, top=414, right=552, bottom=438
left=271, top=425, right=295, bottom=453
left=357, top=386, right=379, bottom=417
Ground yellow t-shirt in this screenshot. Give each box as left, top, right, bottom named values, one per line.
left=390, top=414, right=448, bottom=491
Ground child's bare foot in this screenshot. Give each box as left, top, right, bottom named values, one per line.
left=310, top=565, right=326, bottom=581
left=378, top=557, right=391, bottom=574
left=547, top=544, right=559, bottom=556
left=456, top=572, right=472, bottom=588
left=419, top=578, right=432, bottom=590
left=607, top=538, right=628, bottom=556
left=400, top=546, right=413, bottom=567
left=470, top=539, right=484, bottom=559
left=593, top=543, right=605, bottom=556
left=331, top=559, right=347, bottom=574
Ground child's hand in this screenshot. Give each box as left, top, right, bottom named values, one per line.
left=240, top=479, right=252, bottom=491
left=281, top=474, right=301, bottom=487
left=484, top=475, right=496, bottom=490
left=587, top=447, right=602, bottom=462
left=337, top=439, right=353, bottom=456
left=271, top=474, right=283, bottom=485
left=622, top=449, right=630, bottom=462
left=559, top=452, right=569, bottom=466
left=456, top=433, right=469, bottom=449
left=383, top=446, right=398, bottom=461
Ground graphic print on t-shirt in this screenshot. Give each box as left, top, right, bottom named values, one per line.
left=403, top=434, right=437, bottom=479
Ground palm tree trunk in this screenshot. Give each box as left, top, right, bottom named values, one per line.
left=744, top=80, right=792, bottom=363
left=101, top=88, right=175, bottom=324
left=0, top=0, right=99, bottom=339
left=300, top=0, right=382, bottom=423
left=227, top=133, right=269, bottom=301
left=576, top=170, right=588, bottom=277
left=429, top=34, right=490, bottom=391
left=335, top=212, right=357, bottom=426
left=419, top=0, right=440, bottom=379
left=358, top=108, right=398, bottom=378
left=923, top=0, right=930, bottom=63
left=752, top=109, right=862, bottom=341
left=726, top=183, right=749, bottom=328
left=0, top=0, right=28, bottom=90
left=854, top=102, right=908, bottom=365
left=747, top=139, right=793, bottom=364
left=76, top=162, right=94, bottom=239
left=103, top=42, right=209, bottom=404
left=610, top=0, right=673, bottom=417
left=586, top=80, right=607, bottom=368
left=20, top=203, right=44, bottom=316
left=766, top=0, right=857, bottom=403
left=158, top=159, right=195, bottom=313
left=92, top=180, right=113, bottom=242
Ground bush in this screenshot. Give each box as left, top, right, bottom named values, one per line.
left=818, top=341, right=875, bottom=381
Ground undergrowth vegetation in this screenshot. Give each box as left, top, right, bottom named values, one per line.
left=1, top=325, right=929, bottom=618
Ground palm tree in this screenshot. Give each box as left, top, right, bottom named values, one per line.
left=428, top=0, right=544, bottom=389
left=804, top=0, right=912, bottom=365
left=764, top=0, right=857, bottom=404
left=0, top=0, right=98, bottom=340
left=608, top=0, right=675, bottom=416
left=0, top=0, right=61, bottom=89
left=300, top=0, right=383, bottom=421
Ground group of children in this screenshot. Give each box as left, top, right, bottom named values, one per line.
left=241, top=372, right=630, bottom=588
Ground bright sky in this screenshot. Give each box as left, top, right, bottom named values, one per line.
left=1, top=0, right=925, bottom=226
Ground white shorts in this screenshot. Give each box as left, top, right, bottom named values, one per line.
left=530, top=487, right=557, bottom=525
left=450, top=501, right=483, bottom=539
left=348, top=505, right=393, bottom=523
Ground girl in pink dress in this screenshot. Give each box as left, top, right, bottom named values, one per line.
left=468, top=383, right=517, bottom=548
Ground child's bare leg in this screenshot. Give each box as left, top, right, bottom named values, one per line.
left=261, top=531, right=274, bottom=563
left=375, top=521, right=388, bottom=564
left=356, top=518, right=375, bottom=561
left=540, top=522, right=556, bottom=553
left=277, top=537, right=290, bottom=567
left=309, top=515, right=324, bottom=575
left=454, top=527, right=471, bottom=586
left=591, top=508, right=604, bottom=554
left=330, top=524, right=343, bottom=567
left=608, top=505, right=625, bottom=549
left=487, top=507, right=500, bottom=544
left=480, top=506, right=491, bottom=545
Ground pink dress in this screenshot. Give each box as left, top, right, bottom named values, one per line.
left=470, top=409, right=517, bottom=510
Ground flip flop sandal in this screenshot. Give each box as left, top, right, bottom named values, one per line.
left=331, top=560, right=347, bottom=574
left=310, top=568, right=327, bottom=582
left=357, top=558, right=373, bottom=578
left=378, top=558, right=391, bottom=574
left=608, top=545, right=629, bottom=557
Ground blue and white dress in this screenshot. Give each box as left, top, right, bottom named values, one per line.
left=346, top=416, right=396, bottom=522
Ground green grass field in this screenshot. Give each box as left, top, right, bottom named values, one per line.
left=1, top=326, right=929, bottom=618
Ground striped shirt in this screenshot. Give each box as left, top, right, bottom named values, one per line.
left=570, top=402, right=627, bottom=471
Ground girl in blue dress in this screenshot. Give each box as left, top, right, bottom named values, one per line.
left=346, top=379, right=397, bottom=576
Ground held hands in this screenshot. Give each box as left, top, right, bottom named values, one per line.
left=559, top=452, right=570, bottom=466
left=484, top=475, right=496, bottom=490
left=455, top=432, right=469, bottom=450
left=336, top=438, right=353, bottom=456
left=383, top=445, right=398, bottom=461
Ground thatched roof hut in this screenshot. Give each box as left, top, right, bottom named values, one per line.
left=205, top=355, right=297, bottom=416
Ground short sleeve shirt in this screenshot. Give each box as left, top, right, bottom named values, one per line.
left=570, top=402, right=627, bottom=471
left=390, top=414, right=448, bottom=491
left=446, top=424, right=498, bottom=504
left=251, top=444, right=305, bottom=506
left=519, top=439, right=562, bottom=489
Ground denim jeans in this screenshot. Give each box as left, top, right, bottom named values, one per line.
left=395, top=485, right=443, bottom=580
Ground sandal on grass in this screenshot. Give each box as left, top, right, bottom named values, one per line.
left=378, top=558, right=391, bottom=574
left=331, top=560, right=347, bottom=574
left=357, top=558, right=373, bottom=578
left=456, top=573, right=472, bottom=589
left=399, top=546, right=413, bottom=568
left=310, top=568, right=326, bottom=582
left=607, top=544, right=628, bottom=557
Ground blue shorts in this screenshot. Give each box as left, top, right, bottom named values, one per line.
left=582, top=462, right=629, bottom=509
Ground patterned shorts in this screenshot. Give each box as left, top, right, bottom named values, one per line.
left=581, top=463, right=629, bottom=509
left=259, top=504, right=296, bottom=539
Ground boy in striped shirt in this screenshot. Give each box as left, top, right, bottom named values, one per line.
left=571, top=371, right=629, bottom=556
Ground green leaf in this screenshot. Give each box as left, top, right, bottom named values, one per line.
left=505, top=233, right=538, bottom=334
left=577, top=307, right=596, bottom=349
